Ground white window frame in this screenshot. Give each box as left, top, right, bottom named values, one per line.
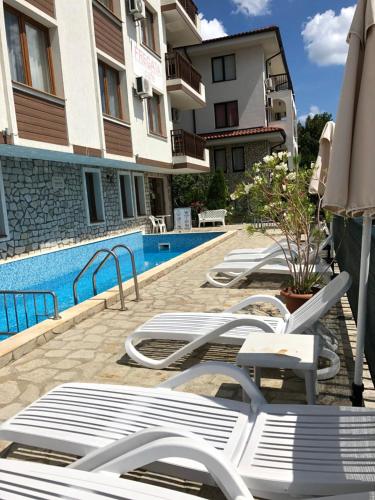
left=132, top=173, right=147, bottom=217
left=82, top=167, right=105, bottom=226
left=0, top=164, right=9, bottom=241
left=118, top=171, right=135, bottom=220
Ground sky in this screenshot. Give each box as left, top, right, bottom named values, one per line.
left=195, top=0, right=357, bottom=123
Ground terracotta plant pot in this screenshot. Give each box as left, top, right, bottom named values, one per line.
left=280, top=288, right=313, bottom=313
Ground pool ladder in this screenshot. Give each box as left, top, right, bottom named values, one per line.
left=73, top=245, right=140, bottom=311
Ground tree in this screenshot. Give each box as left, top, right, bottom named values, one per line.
left=298, top=112, right=333, bottom=168
left=206, top=169, right=228, bottom=209
left=172, top=173, right=212, bottom=208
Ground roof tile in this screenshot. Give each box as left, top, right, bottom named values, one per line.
left=200, top=126, right=285, bottom=141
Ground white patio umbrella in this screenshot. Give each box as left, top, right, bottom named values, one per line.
left=309, top=121, right=335, bottom=197
left=323, top=0, right=375, bottom=406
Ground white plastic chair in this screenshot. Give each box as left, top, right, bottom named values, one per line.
left=125, top=271, right=350, bottom=371
left=2, top=360, right=375, bottom=499
left=149, top=215, right=166, bottom=233
left=0, top=428, right=252, bottom=500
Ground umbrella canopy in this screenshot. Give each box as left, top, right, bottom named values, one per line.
left=309, top=121, right=335, bottom=196
left=323, top=0, right=375, bottom=406
left=323, top=0, right=375, bottom=216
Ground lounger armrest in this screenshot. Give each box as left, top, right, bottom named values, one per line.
left=71, top=428, right=253, bottom=500
left=159, top=361, right=266, bottom=410
left=126, top=317, right=274, bottom=369
left=226, top=294, right=290, bottom=318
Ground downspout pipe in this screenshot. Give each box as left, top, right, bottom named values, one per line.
left=270, top=130, right=286, bottom=152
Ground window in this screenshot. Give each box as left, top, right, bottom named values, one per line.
left=4, top=8, right=54, bottom=94
left=214, top=149, right=227, bottom=173
left=0, top=166, right=9, bottom=240
left=133, top=174, right=146, bottom=216
left=83, top=169, right=105, bottom=224
left=119, top=173, right=134, bottom=219
left=98, top=61, right=122, bottom=119
left=214, top=101, right=239, bottom=129
left=147, top=93, right=163, bottom=136
left=232, top=147, right=245, bottom=172
left=212, top=55, right=236, bottom=83
left=142, top=8, right=156, bottom=52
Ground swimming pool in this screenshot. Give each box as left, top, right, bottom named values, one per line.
left=0, top=231, right=223, bottom=339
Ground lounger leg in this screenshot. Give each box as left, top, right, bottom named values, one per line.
left=304, top=370, right=316, bottom=405
left=254, top=366, right=261, bottom=387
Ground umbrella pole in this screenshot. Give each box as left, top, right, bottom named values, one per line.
left=352, top=216, right=372, bottom=407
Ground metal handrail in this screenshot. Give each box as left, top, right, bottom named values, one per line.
left=92, top=244, right=140, bottom=301
left=73, top=249, right=125, bottom=311
left=0, top=290, right=60, bottom=335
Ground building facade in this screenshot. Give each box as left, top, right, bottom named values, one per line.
left=180, top=26, right=297, bottom=189
left=0, top=0, right=209, bottom=260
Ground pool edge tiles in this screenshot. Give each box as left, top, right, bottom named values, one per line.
left=0, top=230, right=236, bottom=369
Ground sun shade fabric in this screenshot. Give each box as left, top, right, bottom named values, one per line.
left=309, top=121, right=335, bottom=196
left=323, top=0, right=375, bottom=217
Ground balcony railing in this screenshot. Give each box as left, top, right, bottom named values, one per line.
left=171, top=129, right=206, bottom=160
left=267, top=73, right=292, bottom=91
left=178, top=0, right=198, bottom=24
left=166, top=52, right=202, bottom=93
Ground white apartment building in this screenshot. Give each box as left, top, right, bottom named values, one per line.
left=0, top=0, right=209, bottom=260
left=180, top=26, right=297, bottom=186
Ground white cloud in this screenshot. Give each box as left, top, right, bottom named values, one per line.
left=302, top=6, right=356, bottom=66
left=199, top=14, right=227, bottom=40
left=231, top=0, right=271, bottom=16
left=299, top=105, right=321, bottom=125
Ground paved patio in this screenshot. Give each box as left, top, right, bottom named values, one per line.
left=0, top=226, right=374, bottom=498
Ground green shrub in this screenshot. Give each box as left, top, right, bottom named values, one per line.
left=172, top=173, right=212, bottom=208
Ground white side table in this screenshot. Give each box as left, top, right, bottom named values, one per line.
left=236, top=332, right=320, bottom=404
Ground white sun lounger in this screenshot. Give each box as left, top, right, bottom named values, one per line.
left=0, top=429, right=251, bottom=499
left=1, top=362, right=375, bottom=499
left=125, top=272, right=350, bottom=370
left=224, top=235, right=332, bottom=263
left=316, top=495, right=375, bottom=500
left=207, top=254, right=331, bottom=288
left=227, top=238, right=289, bottom=256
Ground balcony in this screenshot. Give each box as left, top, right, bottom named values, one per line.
left=166, top=52, right=206, bottom=110
left=266, top=73, right=292, bottom=92
left=171, top=129, right=210, bottom=172
left=161, top=0, right=202, bottom=47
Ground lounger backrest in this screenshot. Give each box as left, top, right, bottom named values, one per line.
left=285, top=271, right=352, bottom=335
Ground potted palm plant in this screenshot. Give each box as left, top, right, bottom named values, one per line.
left=231, top=151, right=329, bottom=312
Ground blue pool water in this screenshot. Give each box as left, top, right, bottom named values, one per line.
left=0, top=231, right=223, bottom=338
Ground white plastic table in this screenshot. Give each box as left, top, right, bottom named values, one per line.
left=236, top=332, right=320, bottom=404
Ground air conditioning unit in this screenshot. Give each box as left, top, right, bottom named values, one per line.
left=266, top=97, right=274, bottom=109
left=135, top=76, right=153, bottom=98
left=128, top=0, right=146, bottom=19
left=265, top=77, right=274, bottom=92
left=172, top=107, right=181, bottom=123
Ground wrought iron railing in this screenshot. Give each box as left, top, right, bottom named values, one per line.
left=178, top=0, right=198, bottom=24
left=171, top=129, right=206, bottom=160
left=0, top=290, right=60, bottom=335
left=267, top=73, right=291, bottom=91
left=166, top=51, right=201, bottom=93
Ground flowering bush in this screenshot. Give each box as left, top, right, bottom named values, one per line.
left=232, top=151, right=328, bottom=294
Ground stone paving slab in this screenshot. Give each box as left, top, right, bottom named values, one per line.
left=0, top=226, right=374, bottom=499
